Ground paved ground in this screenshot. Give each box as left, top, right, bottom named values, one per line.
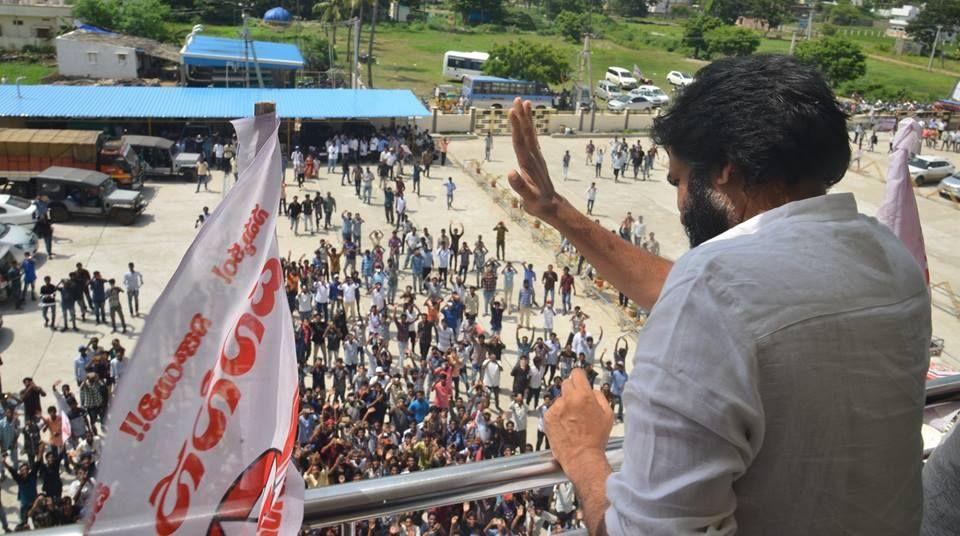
left=447, top=132, right=960, bottom=370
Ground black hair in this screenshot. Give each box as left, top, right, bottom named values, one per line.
left=652, top=54, right=850, bottom=190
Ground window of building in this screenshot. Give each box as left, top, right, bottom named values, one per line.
left=87, top=52, right=99, bottom=65
left=13, top=20, right=24, bottom=26
left=116, top=53, right=128, bottom=65
left=34, top=27, right=51, bottom=39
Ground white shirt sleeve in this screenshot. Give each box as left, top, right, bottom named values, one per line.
left=605, top=269, right=762, bottom=536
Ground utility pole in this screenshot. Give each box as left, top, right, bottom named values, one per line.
left=353, top=17, right=361, bottom=88
left=581, top=34, right=592, bottom=110
left=927, top=25, right=942, bottom=72
left=241, top=12, right=265, bottom=88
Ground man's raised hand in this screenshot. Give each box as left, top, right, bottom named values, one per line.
left=507, top=98, right=565, bottom=223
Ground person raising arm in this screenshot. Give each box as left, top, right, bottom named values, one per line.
left=507, top=100, right=672, bottom=311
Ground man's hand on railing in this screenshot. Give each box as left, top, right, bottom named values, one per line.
left=544, top=368, right=614, bottom=535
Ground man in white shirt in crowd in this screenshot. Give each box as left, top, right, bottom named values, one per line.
left=630, top=215, right=646, bottom=247
left=122, top=262, right=143, bottom=317
left=481, top=354, right=503, bottom=410
left=313, top=277, right=330, bottom=321
left=508, top=393, right=528, bottom=447
left=213, top=141, right=225, bottom=171
left=341, top=277, right=359, bottom=319
left=506, top=55, right=930, bottom=535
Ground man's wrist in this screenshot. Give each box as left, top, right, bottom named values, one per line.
left=563, top=446, right=611, bottom=488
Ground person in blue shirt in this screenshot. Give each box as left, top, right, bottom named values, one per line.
left=4, top=455, right=38, bottom=521
left=407, top=391, right=429, bottom=424
left=297, top=408, right=320, bottom=446
left=444, top=177, right=457, bottom=210
left=341, top=211, right=353, bottom=244
left=361, top=251, right=374, bottom=288
left=20, top=252, right=36, bottom=302
left=89, top=271, right=107, bottom=325
left=610, top=362, right=629, bottom=422
left=411, top=249, right=424, bottom=293
left=73, top=347, right=90, bottom=386
left=522, top=263, right=536, bottom=293
left=411, top=163, right=421, bottom=196
left=442, top=294, right=465, bottom=334
left=328, top=276, right=341, bottom=314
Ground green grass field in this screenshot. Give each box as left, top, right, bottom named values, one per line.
left=0, top=61, right=56, bottom=84
left=16, top=15, right=951, bottom=102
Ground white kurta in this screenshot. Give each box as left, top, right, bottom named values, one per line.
left=606, top=193, right=930, bottom=535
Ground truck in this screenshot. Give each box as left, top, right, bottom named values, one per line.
left=123, top=135, right=201, bottom=181
left=3, top=167, right=147, bottom=225
left=0, top=128, right=143, bottom=190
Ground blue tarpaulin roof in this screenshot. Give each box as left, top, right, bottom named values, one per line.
left=181, top=35, right=304, bottom=69
left=0, top=86, right=429, bottom=119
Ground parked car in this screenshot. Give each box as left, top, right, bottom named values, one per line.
left=666, top=71, right=694, bottom=87
left=908, top=155, right=955, bottom=185
left=630, top=85, right=670, bottom=106
left=607, top=94, right=655, bottom=112
left=3, top=167, right=147, bottom=225
left=938, top=173, right=960, bottom=199
left=0, top=194, right=37, bottom=226
left=604, top=67, right=638, bottom=90
left=0, top=222, right=38, bottom=262
left=595, top=80, right=623, bottom=101
left=125, top=135, right=200, bottom=181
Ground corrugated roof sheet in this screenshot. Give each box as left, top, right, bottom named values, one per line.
left=0, top=86, right=430, bottom=119
left=181, top=35, right=304, bottom=69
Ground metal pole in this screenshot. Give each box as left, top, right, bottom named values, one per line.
left=584, top=34, right=592, bottom=111
left=927, top=25, right=942, bottom=71
left=352, top=17, right=361, bottom=89
left=805, top=10, right=813, bottom=40
left=788, top=31, right=797, bottom=55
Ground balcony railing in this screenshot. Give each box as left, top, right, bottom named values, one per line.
left=31, top=375, right=960, bottom=535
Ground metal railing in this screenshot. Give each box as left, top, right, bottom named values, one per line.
left=31, top=376, right=960, bottom=535
left=304, top=438, right=624, bottom=528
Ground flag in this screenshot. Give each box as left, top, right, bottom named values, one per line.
left=86, top=111, right=303, bottom=535
left=53, top=390, right=72, bottom=443
left=877, top=117, right=929, bottom=283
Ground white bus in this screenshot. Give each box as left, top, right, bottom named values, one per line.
left=442, top=51, right=489, bottom=80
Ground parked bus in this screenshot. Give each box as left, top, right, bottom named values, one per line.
left=462, top=75, right=554, bottom=109
left=442, top=51, right=489, bottom=80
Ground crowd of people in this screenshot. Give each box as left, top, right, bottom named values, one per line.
left=278, top=126, right=643, bottom=534
left=0, top=123, right=660, bottom=534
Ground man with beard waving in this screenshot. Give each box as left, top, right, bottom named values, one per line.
left=507, top=55, right=930, bottom=535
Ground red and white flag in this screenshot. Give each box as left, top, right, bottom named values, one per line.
left=877, top=117, right=929, bottom=283
left=53, top=390, right=72, bottom=443
left=86, top=112, right=303, bottom=535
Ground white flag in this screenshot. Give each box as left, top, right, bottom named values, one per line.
left=53, top=390, right=72, bottom=443
left=86, top=112, right=303, bottom=535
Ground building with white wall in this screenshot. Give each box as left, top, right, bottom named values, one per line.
left=0, top=0, right=72, bottom=50
left=56, top=30, right=179, bottom=80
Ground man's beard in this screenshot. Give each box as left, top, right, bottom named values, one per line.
left=681, top=174, right=736, bottom=248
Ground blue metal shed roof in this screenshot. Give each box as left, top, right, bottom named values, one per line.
left=468, top=75, right=525, bottom=83
left=0, top=86, right=429, bottom=119
left=181, top=35, right=304, bottom=69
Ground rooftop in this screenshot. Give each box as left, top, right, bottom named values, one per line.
left=0, top=85, right=429, bottom=119
left=180, top=35, right=304, bottom=70
left=57, top=29, right=181, bottom=63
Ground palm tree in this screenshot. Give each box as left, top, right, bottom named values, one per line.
left=314, top=0, right=346, bottom=86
